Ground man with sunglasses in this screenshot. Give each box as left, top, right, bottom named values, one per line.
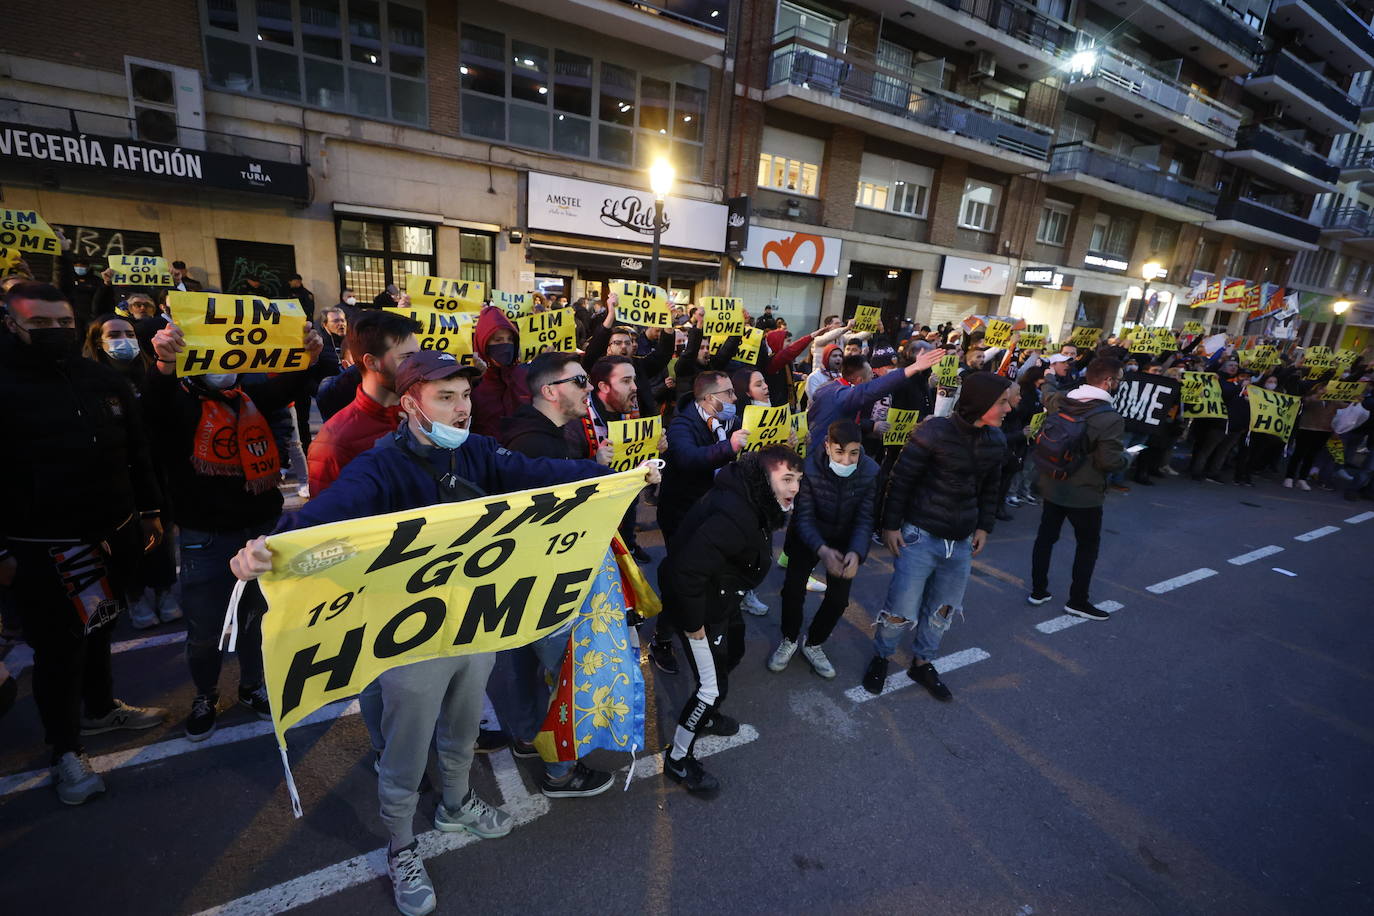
left=499, top=351, right=612, bottom=464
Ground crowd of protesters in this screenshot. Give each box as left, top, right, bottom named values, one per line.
left=1, top=231, right=1371, bottom=916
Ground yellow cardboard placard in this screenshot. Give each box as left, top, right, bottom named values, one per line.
left=385, top=308, right=478, bottom=367
left=1247, top=387, right=1299, bottom=440
left=1151, top=327, right=1178, bottom=355
left=1322, top=381, right=1368, bottom=403
left=513, top=307, right=576, bottom=363
left=1328, top=436, right=1346, bottom=465
left=852, top=305, right=883, bottom=334
left=491, top=290, right=532, bottom=320
left=741, top=404, right=790, bottom=452
left=0, top=209, right=60, bottom=255
left=1019, top=332, right=1046, bottom=350
left=606, top=416, right=661, bottom=471
left=790, top=412, right=808, bottom=458
left=611, top=280, right=672, bottom=329
left=1181, top=371, right=1227, bottom=419
left=1069, top=326, right=1102, bottom=349
left=735, top=326, right=765, bottom=365
left=1182, top=321, right=1206, bottom=335
left=405, top=275, right=485, bottom=312
left=109, top=254, right=174, bottom=286
left=934, top=353, right=961, bottom=388
left=169, top=291, right=309, bottom=376
left=982, top=320, right=1013, bottom=349
left=883, top=408, right=920, bottom=446
left=702, top=297, right=746, bottom=346
left=1334, top=348, right=1359, bottom=372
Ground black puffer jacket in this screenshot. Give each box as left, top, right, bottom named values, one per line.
left=881, top=414, right=1006, bottom=540
left=661, top=458, right=786, bottom=632
left=791, top=446, right=879, bottom=559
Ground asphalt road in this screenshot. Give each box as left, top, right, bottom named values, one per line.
left=1, top=472, right=1371, bottom=916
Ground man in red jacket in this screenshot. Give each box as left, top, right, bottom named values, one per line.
left=470, top=306, right=530, bottom=437
left=307, top=311, right=421, bottom=495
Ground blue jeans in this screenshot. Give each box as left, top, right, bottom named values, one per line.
left=487, top=625, right=574, bottom=778
left=873, top=524, right=973, bottom=661
left=179, top=525, right=269, bottom=696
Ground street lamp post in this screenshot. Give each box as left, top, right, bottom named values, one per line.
left=1139, top=260, right=1163, bottom=325
left=648, top=159, right=675, bottom=290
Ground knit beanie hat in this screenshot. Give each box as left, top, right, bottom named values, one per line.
left=955, top=371, right=1012, bottom=423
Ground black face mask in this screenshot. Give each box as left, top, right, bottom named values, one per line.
left=23, top=326, right=79, bottom=360
left=487, top=342, right=516, bottom=367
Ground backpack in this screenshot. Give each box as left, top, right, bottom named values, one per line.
left=1031, top=403, right=1113, bottom=480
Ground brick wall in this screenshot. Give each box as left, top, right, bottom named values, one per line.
left=1, top=0, right=203, bottom=73
left=429, top=1, right=460, bottom=136
left=818, top=125, right=864, bottom=230
left=928, top=157, right=969, bottom=248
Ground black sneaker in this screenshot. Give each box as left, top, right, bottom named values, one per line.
left=700, top=711, right=739, bottom=737
left=663, top=750, right=719, bottom=795
left=511, top=738, right=542, bottom=759
left=541, top=761, right=614, bottom=798
left=907, top=662, right=952, bottom=702
left=1064, top=599, right=1111, bottom=621
left=649, top=640, right=678, bottom=675
left=862, top=656, right=889, bottom=696
left=1026, top=591, right=1053, bottom=606
left=474, top=728, right=510, bottom=754
left=995, top=507, right=1014, bottom=521
left=238, top=684, right=271, bottom=720
left=185, top=693, right=218, bottom=742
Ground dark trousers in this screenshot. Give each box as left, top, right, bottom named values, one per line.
left=1206, top=429, right=1247, bottom=477
left=1030, top=501, right=1103, bottom=606
left=295, top=397, right=314, bottom=452
left=1286, top=429, right=1332, bottom=480
left=180, top=525, right=269, bottom=696
left=1189, top=419, right=1229, bottom=476
left=673, top=607, right=745, bottom=759
left=778, top=532, right=855, bottom=646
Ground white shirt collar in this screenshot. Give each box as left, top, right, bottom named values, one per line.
left=1068, top=384, right=1112, bottom=403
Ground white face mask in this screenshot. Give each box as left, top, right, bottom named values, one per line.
left=829, top=459, right=858, bottom=478
left=103, top=338, right=141, bottom=361
left=1264, top=380, right=1278, bottom=390
left=344, top=296, right=357, bottom=306
left=203, top=373, right=239, bottom=389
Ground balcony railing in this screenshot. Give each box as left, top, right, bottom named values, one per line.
left=1233, top=125, right=1339, bottom=183
left=1346, top=142, right=1374, bottom=170
left=1049, top=142, right=1219, bottom=211
left=1069, top=46, right=1241, bottom=140
left=767, top=38, right=1053, bottom=160
left=0, top=97, right=304, bottom=165
left=1155, top=0, right=1264, bottom=63
left=1214, top=195, right=1321, bottom=244
left=1284, top=0, right=1374, bottom=64
left=934, top=0, right=1076, bottom=55
left=1323, top=206, right=1374, bottom=235
left=617, top=0, right=728, bottom=33
left=1254, top=51, right=1360, bottom=124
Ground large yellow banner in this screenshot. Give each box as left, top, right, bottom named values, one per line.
left=169, top=291, right=309, bottom=376
left=258, top=471, right=645, bottom=748
left=1247, top=387, right=1299, bottom=440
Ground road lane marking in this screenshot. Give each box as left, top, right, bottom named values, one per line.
left=0, top=700, right=360, bottom=798
left=1345, top=511, right=1374, bottom=524
left=5, top=630, right=187, bottom=679
left=1228, top=545, right=1283, bottom=566
left=1033, top=600, right=1123, bottom=634
left=1145, top=568, right=1216, bottom=594
left=1295, top=526, right=1339, bottom=542
left=845, top=648, right=991, bottom=704
left=195, top=726, right=760, bottom=916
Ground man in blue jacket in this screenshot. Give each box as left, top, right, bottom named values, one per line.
left=231, top=350, right=659, bottom=916
left=808, top=349, right=945, bottom=454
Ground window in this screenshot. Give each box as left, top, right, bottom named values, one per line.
left=1088, top=211, right=1136, bottom=256
left=775, top=0, right=839, bottom=45
left=459, top=230, right=496, bottom=289
left=855, top=153, right=932, bottom=217
left=959, top=180, right=1002, bottom=232
left=1150, top=220, right=1179, bottom=258
left=1056, top=109, right=1095, bottom=145
left=1037, top=202, right=1072, bottom=246
left=458, top=25, right=707, bottom=176
left=336, top=217, right=435, bottom=300
left=758, top=126, right=824, bottom=197
left=201, top=0, right=426, bottom=124
left=1226, top=246, right=1256, bottom=278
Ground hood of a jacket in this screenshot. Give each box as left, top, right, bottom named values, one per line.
left=474, top=306, right=519, bottom=365
left=818, top=343, right=842, bottom=373
left=1045, top=389, right=1111, bottom=417
left=765, top=328, right=790, bottom=357
left=722, top=454, right=791, bottom=532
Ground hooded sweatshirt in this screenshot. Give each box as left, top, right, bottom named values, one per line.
left=806, top=343, right=843, bottom=398
left=471, top=306, right=531, bottom=438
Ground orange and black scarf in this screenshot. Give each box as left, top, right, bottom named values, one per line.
left=189, top=385, right=281, bottom=494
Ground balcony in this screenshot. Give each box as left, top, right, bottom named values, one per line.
left=1269, top=0, right=1374, bottom=74
left=764, top=37, right=1053, bottom=173
left=1359, top=82, right=1374, bottom=123
left=1221, top=125, right=1339, bottom=194
left=498, top=0, right=726, bottom=62
left=1245, top=51, right=1359, bottom=136
left=1064, top=47, right=1241, bottom=150
left=1342, top=143, right=1374, bottom=183
left=859, top=0, right=1074, bottom=72
left=1103, top=0, right=1263, bottom=76
left=1043, top=142, right=1218, bottom=222
left=1321, top=206, right=1374, bottom=253
left=1205, top=195, right=1321, bottom=251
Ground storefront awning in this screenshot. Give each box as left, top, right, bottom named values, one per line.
left=526, top=235, right=720, bottom=280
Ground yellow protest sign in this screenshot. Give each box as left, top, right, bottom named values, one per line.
left=1069, top=326, right=1102, bottom=349
left=491, top=290, right=532, bottom=320
left=1151, top=328, right=1178, bottom=355
left=699, top=297, right=742, bottom=317
left=1027, top=410, right=1047, bottom=440
left=514, top=307, right=576, bottom=363
left=1247, top=387, right=1299, bottom=440
left=741, top=404, right=789, bottom=452
left=702, top=297, right=746, bottom=345
left=1181, top=371, right=1227, bottom=419
left=405, top=275, right=485, bottom=312
left=1302, top=345, right=1335, bottom=376
left=1328, top=437, right=1345, bottom=465
left=169, top=291, right=308, bottom=376
left=883, top=408, right=920, bottom=446
left=611, top=281, right=672, bottom=329
left=1182, top=321, right=1206, bottom=335
left=1019, top=332, right=1046, bottom=350
left=735, top=326, right=765, bottom=365
left=0, top=209, right=59, bottom=255
left=0, top=246, right=24, bottom=269
left=1334, top=349, right=1359, bottom=372
left=1322, top=381, right=1368, bottom=402
left=257, top=470, right=645, bottom=750
left=852, top=305, right=883, bottom=334
left=934, top=353, right=961, bottom=388
left=109, top=254, right=174, bottom=286
left=790, top=412, right=808, bottom=458
left=1238, top=346, right=1279, bottom=371
left=386, top=308, right=478, bottom=367
left=606, top=416, right=661, bottom=471
left=982, top=320, right=1013, bottom=349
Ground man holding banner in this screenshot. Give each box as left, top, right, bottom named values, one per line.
left=231, top=350, right=662, bottom=916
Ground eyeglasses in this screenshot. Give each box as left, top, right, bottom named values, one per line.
left=547, top=374, right=590, bottom=389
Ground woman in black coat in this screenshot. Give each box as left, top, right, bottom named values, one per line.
left=658, top=445, right=801, bottom=795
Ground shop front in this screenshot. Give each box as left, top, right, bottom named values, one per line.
left=927, top=255, right=1012, bottom=329
left=730, top=223, right=841, bottom=330
left=845, top=263, right=912, bottom=330
left=1010, top=266, right=1075, bottom=338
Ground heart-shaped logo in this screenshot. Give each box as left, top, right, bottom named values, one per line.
left=761, top=233, right=825, bottom=273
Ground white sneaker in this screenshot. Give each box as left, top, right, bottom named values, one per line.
left=1296, top=479, right=1311, bottom=491
left=297, top=483, right=311, bottom=499
left=434, top=789, right=513, bottom=838
left=767, top=638, right=798, bottom=672
left=1160, top=466, right=1180, bottom=478
left=387, top=841, right=436, bottom=916
left=153, top=588, right=182, bottom=623
left=800, top=642, right=836, bottom=679
left=1282, top=478, right=1294, bottom=488
left=740, top=590, right=768, bottom=616
left=51, top=751, right=105, bottom=806
left=805, top=575, right=827, bottom=593
left=127, top=591, right=158, bottom=630
left=1005, top=495, right=1022, bottom=507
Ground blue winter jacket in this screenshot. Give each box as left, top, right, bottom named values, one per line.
left=807, top=369, right=920, bottom=453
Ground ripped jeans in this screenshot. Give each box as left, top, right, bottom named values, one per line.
left=873, top=523, right=973, bottom=662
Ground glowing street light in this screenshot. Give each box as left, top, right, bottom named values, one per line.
left=647, top=158, right=675, bottom=288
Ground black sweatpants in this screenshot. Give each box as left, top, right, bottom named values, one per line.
left=670, top=606, right=745, bottom=760
left=778, top=532, right=855, bottom=646
left=1287, top=429, right=1332, bottom=480
left=1030, top=501, right=1103, bottom=606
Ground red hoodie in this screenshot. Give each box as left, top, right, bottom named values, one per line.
left=471, top=306, right=531, bottom=438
